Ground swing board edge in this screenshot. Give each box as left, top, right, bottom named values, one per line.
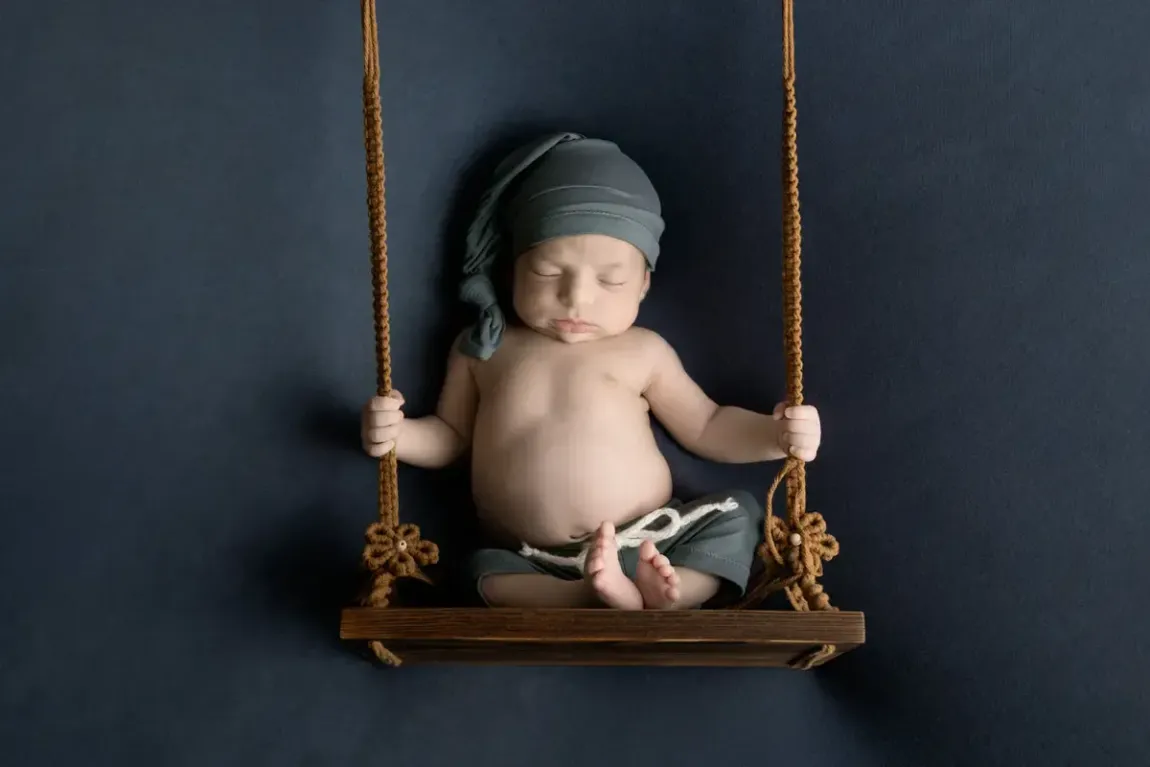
left=339, top=607, right=865, bottom=667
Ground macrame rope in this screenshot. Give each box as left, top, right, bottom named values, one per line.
left=733, top=0, right=841, bottom=669
left=359, top=0, right=438, bottom=667
left=781, top=0, right=803, bottom=410
left=361, top=0, right=398, bottom=531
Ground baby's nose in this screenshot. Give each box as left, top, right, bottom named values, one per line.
left=559, top=272, right=595, bottom=307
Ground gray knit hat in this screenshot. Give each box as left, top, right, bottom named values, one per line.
left=457, top=133, right=665, bottom=359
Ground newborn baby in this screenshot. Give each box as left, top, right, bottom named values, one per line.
left=361, top=133, right=821, bottom=610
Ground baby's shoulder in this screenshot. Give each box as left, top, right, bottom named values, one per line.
left=618, top=326, right=677, bottom=358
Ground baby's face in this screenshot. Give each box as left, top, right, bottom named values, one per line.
left=511, top=234, right=650, bottom=344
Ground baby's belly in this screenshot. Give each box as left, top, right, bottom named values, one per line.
left=471, top=417, right=673, bottom=547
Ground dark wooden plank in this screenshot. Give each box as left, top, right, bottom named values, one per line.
left=340, top=607, right=865, bottom=645
left=379, top=639, right=855, bottom=667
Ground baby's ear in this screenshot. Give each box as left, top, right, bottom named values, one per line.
left=640, top=269, right=651, bottom=299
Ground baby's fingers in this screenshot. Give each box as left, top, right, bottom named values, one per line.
left=367, top=423, right=401, bottom=442
left=366, top=440, right=396, bottom=457
left=779, top=428, right=819, bottom=462
left=367, top=409, right=404, bottom=428
left=367, top=390, right=405, bottom=411
left=783, top=419, right=820, bottom=435
left=783, top=404, right=819, bottom=421
left=784, top=432, right=820, bottom=450
left=789, top=445, right=818, bottom=461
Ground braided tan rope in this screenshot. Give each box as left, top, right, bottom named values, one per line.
left=361, top=0, right=397, bottom=530
left=733, top=0, right=841, bottom=669
left=359, top=0, right=438, bottom=667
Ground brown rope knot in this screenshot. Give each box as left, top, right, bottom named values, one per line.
left=761, top=507, right=839, bottom=579
left=736, top=453, right=840, bottom=616
left=766, top=508, right=838, bottom=612
left=363, top=521, right=439, bottom=578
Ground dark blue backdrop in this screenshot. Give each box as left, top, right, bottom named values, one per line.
left=3, top=1, right=1147, bottom=765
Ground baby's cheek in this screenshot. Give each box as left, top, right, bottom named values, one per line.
left=609, top=296, right=642, bottom=325
left=519, top=290, right=545, bottom=313
left=513, top=291, right=550, bottom=324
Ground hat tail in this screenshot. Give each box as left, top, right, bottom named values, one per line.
left=458, top=132, right=583, bottom=360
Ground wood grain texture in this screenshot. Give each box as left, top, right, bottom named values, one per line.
left=339, top=608, right=865, bottom=667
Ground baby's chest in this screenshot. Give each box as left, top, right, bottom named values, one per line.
left=482, top=352, right=645, bottom=404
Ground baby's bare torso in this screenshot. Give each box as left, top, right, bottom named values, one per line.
left=469, top=326, right=672, bottom=547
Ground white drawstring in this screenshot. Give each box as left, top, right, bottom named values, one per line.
left=518, top=497, right=739, bottom=573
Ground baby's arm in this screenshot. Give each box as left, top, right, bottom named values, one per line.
left=364, top=339, right=478, bottom=469
left=403, top=340, right=478, bottom=468
left=641, top=331, right=818, bottom=463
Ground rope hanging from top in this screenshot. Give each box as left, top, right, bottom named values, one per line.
left=732, top=0, right=841, bottom=670
left=358, top=0, right=438, bottom=666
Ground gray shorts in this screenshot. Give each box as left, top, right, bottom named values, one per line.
left=469, top=489, right=763, bottom=603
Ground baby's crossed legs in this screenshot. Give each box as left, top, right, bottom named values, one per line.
left=482, top=522, right=721, bottom=609
left=473, top=490, right=762, bottom=610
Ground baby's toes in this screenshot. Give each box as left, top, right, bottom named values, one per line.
left=652, top=555, right=674, bottom=577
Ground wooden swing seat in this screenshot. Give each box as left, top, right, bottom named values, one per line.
left=340, top=607, right=865, bottom=667
left=347, top=0, right=866, bottom=670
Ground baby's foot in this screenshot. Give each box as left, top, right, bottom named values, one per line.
left=584, top=523, right=643, bottom=610
left=635, top=540, right=681, bottom=609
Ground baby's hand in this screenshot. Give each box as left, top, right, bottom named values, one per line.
left=772, top=402, right=821, bottom=462
left=361, top=391, right=405, bottom=457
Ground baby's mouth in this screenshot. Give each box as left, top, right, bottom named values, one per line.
left=552, top=319, right=595, bottom=333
